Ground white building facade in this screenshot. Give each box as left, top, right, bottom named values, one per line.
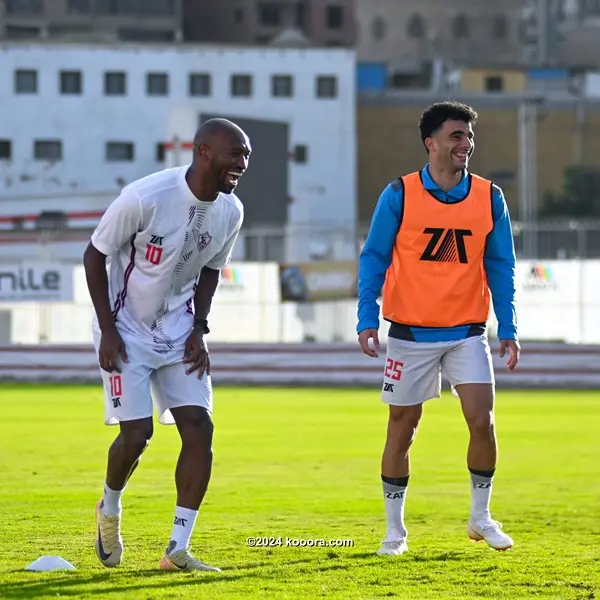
left=0, top=42, right=357, bottom=261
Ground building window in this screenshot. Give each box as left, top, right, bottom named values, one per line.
left=6, top=0, right=42, bottom=13
left=49, top=25, right=93, bottom=37
left=407, top=13, right=425, bottom=39
left=189, top=73, right=211, bottom=96
left=60, top=70, right=82, bottom=95
left=234, top=7, right=245, bottom=23
left=294, top=144, right=308, bottom=164
left=372, top=17, right=386, bottom=40
left=147, top=72, right=168, bottom=96
left=68, top=0, right=91, bottom=13
left=106, top=142, right=135, bottom=162
left=316, top=75, right=338, bottom=98
left=0, top=140, right=12, bottom=160
left=485, top=76, right=504, bottom=92
left=34, top=140, right=62, bottom=161
left=492, top=15, right=508, bottom=40
left=452, top=13, right=469, bottom=39
left=119, top=29, right=174, bottom=41
left=96, top=0, right=175, bottom=15
left=105, top=72, right=126, bottom=96
left=258, top=3, right=281, bottom=26
left=272, top=75, right=293, bottom=98
left=15, top=69, right=37, bottom=94
left=231, top=74, right=253, bottom=97
left=156, top=143, right=165, bottom=162
left=6, top=25, right=40, bottom=38
left=326, top=5, right=344, bottom=29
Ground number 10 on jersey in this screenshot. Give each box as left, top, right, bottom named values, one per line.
left=145, top=244, right=163, bottom=265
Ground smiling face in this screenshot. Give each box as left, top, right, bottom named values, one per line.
left=194, top=127, right=252, bottom=196
left=425, top=119, right=474, bottom=172
left=207, top=131, right=252, bottom=194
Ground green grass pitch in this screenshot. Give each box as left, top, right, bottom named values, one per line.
left=0, top=385, right=598, bottom=599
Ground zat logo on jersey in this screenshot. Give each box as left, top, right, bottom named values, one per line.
left=195, top=231, right=212, bottom=251
left=146, top=234, right=164, bottom=265
left=420, top=228, right=472, bottom=264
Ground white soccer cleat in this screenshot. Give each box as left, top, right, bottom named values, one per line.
left=468, top=518, right=514, bottom=551
left=95, top=500, right=124, bottom=567
left=160, top=547, right=221, bottom=572
left=376, top=537, right=408, bottom=556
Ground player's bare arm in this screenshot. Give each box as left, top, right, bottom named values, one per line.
left=184, top=266, right=220, bottom=378
left=83, top=243, right=128, bottom=373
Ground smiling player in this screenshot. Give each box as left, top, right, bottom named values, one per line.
left=357, top=101, right=520, bottom=555
left=84, top=118, right=251, bottom=572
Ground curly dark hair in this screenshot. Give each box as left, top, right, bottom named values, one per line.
left=419, top=101, right=478, bottom=147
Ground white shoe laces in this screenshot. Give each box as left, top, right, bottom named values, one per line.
left=476, top=519, right=504, bottom=534
left=381, top=538, right=406, bottom=549
left=99, top=515, right=121, bottom=547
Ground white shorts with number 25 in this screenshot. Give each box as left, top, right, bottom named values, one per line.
left=381, top=335, right=495, bottom=406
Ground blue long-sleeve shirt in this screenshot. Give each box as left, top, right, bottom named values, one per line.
left=357, top=165, right=517, bottom=342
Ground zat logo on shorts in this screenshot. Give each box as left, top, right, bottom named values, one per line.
left=146, top=234, right=164, bottom=265
left=109, top=375, right=122, bottom=407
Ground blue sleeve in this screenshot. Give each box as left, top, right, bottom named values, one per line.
left=357, top=183, right=403, bottom=333
left=484, top=185, right=518, bottom=340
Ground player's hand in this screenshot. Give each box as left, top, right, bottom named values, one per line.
left=183, top=331, right=211, bottom=379
left=499, top=339, right=520, bottom=372
left=358, top=328, right=380, bottom=358
left=98, top=326, right=128, bottom=373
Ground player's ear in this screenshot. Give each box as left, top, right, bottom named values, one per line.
left=195, top=143, right=210, bottom=162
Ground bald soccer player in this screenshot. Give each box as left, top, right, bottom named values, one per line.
left=84, top=118, right=251, bottom=572
left=357, top=101, right=520, bottom=556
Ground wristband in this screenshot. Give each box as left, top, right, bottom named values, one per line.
left=193, top=318, right=210, bottom=334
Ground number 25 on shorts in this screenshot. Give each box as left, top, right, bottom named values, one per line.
left=385, top=358, right=403, bottom=381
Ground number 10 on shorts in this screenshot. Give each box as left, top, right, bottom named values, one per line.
left=385, top=358, right=403, bottom=381
left=110, top=375, right=122, bottom=397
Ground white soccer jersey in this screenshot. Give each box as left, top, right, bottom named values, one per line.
left=90, top=166, right=243, bottom=351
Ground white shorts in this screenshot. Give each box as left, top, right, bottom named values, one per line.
left=92, top=329, right=213, bottom=426
left=381, top=335, right=494, bottom=406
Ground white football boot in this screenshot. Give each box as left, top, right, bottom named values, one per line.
left=468, top=518, right=514, bottom=551
left=377, top=528, right=408, bottom=556
left=95, top=500, right=124, bottom=567
left=160, top=545, right=221, bottom=572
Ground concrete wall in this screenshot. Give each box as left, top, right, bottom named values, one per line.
left=184, top=0, right=356, bottom=47
left=461, top=69, right=527, bottom=93
left=355, top=0, right=524, bottom=66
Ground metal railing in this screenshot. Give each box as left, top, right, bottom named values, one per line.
left=2, top=218, right=600, bottom=262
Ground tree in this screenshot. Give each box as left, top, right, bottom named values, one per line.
left=541, top=166, right=600, bottom=218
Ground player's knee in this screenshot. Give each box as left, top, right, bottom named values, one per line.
left=121, top=424, right=153, bottom=456
left=467, top=410, right=495, bottom=439
left=181, top=408, right=214, bottom=448
left=388, top=405, right=422, bottom=447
